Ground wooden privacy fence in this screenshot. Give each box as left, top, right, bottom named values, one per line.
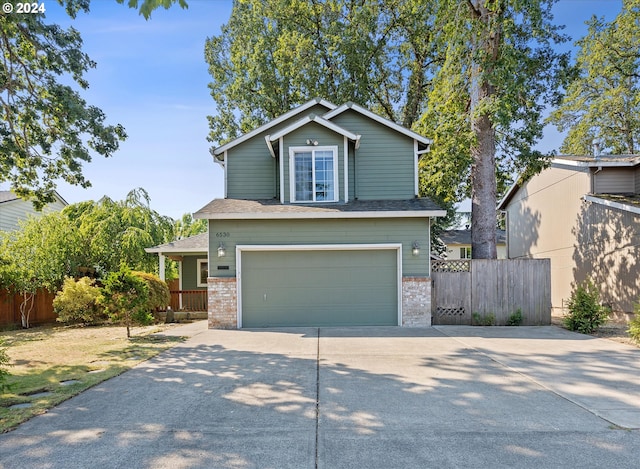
left=0, top=289, right=57, bottom=326
left=431, top=259, right=551, bottom=325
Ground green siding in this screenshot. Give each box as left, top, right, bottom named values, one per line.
left=209, top=218, right=430, bottom=277
left=282, top=122, right=346, bottom=203
left=331, top=110, right=416, bottom=200
left=241, top=249, right=397, bottom=327
left=226, top=103, right=333, bottom=200
left=182, top=256, right=207, bottom=290
left=226, top=140, right=276, bottom=199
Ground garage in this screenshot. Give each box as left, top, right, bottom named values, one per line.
left=239, top=246, right=400, bottom=327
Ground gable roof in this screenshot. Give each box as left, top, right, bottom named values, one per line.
left=440, top=229, right=506, bottom=245
left=145, top=232, right=208, bottom=254
left=498, top=153, right=640, bottom=210
left=0, top=190, right=68, bottom=206
left=323, top=102, right=432, bottom=148
left=212, top=98, right=337, bottom=158
left=267, top=114, right=360, bottom=143
left=552, top=154, right=640, bottom=167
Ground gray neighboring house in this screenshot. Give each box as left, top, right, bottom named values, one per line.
left=183, top=98, right=445, bottom=329
left=0, top=190, right=67, bottom=232
left=498, top=154, right=640, bottom=316
left=440, top=229, right=507, bottom=260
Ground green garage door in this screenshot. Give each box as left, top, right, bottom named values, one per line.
left=241, top=249, right=398, bottom=327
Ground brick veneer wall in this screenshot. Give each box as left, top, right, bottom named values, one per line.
left=208, top=277, right=237, bottom=329
left=402, top=276, right=432, bottom=327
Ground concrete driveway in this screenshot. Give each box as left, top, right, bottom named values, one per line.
left=1, top=322, right=640, bottom=468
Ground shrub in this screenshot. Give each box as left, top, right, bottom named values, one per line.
left=628, top=301, right=640, bottom=343
left=507, top=309, right=523, bottom=326
left=472, top=312, right=495, bottom=326
left=132, top=271, right=170, bottom=312
left=54, top=277, right=105, bottom=324
left=0, top=339, right=10, bottom=392
left=563, top=280, right=610, bottom=334
left=99, top=266, right=152, bottom=338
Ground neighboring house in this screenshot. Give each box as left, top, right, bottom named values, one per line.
left=440, top=229, right=507, bottom=259
left=498, top=154, right=640, bottom=315
left=157, top=98, right=445, bottom=329
left=0, top=190, right=68, bottom=231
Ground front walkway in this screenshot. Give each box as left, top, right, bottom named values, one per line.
left=1, top=325, right=640, bottom=468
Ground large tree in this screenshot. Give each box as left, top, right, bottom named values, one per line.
left=205, top=0, right=439, bottom=145
left=63, top=188, right=175, bottom=275
left=0, top=212, right=82, bottom=327
left=0, top=1, right=126, bottom=209
left=417, top=0, right=570, bottom=258
left=549, top=0, right=640, bottom=155
left=0, top=0, right=189, bottom=209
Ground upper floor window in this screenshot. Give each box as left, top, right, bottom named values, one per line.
left=290, top=146, right=338, bottom=202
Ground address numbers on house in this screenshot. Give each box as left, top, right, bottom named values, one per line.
left=215, top=232, right=231, bottom=238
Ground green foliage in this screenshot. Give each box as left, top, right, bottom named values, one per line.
left=507, top=309, right=523, bottom=326
left=205, top=0, right=439, bottom=145
left=99, top=266, right=151, bottom=338
left=0, top=1, right=126, bottom=209
left=0, top=339, right=10, bottom=392
left=472, top=312, right=496, bottom=326
left=417, top=0, right=569, bottom=258
left=132, top=271, right=170, bottom=313
left=628, top=301, right=640, bottom=343
left=174, top=213, right=207, bottom=240
left=63, top=188, right=175, bottom=275
left=54, top=277, right=105, bottom=325
left=116, top=0, right=188, bottom=19
left=0, top=212, right=82, bottom=328
left=549, top=0, right=640, bottom=155
left=563, top=281, right=610, bottom=334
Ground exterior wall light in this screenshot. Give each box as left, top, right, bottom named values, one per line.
left=306, top=139, right=319, bottom=146
left=217, top=242, right=226, bottom=258
left=412, top=241, right=420, bottom=256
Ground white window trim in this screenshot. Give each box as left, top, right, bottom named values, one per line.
left=289, top=145, right=339, bottom=203
left=196, top=258, right=208, bottom=288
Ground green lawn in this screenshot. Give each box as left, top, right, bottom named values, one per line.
left=0, top=323, right=186, bottom=433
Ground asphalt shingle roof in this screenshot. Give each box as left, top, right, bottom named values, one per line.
left=194, top=198, right=445, bottom=219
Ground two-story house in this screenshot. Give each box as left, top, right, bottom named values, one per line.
left=157, top=98, right=445, bottom=329
left=498, top=154, right=640, bottom=316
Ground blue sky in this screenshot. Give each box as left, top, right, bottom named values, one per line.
left=5, top=0, right=623, bottom=218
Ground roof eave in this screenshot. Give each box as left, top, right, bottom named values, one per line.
left=212, top=98, right=337, bottom=156
left=195, top=210, right=447, bottom=220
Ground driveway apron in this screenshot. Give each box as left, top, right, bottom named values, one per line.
left=1, top=324, right=640, bottom=468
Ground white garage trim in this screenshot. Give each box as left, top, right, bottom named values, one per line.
left=236, top=243, right=403, bottom=328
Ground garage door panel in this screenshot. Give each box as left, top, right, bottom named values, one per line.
left=241, top=249, right=398, bottom=327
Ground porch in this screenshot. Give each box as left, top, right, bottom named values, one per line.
left=169, top=289, right=207, bottom=313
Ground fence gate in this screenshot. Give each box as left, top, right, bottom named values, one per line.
left=431, top=259, right=551, bottom=326
left=432, top=260, right=472, bottom=325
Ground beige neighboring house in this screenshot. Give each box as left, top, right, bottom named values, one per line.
left=498, top=154, right=640, bottom=316
left=440, top=229, right=507, bottom=259
left=0, top=190, right=68, bottom=231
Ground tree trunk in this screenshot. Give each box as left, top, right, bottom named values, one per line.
left=20, top=292, right=35, bottom=329
left=469, top=0, right=499, bottom=260
left=471, top=109, right=498, bottom=259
